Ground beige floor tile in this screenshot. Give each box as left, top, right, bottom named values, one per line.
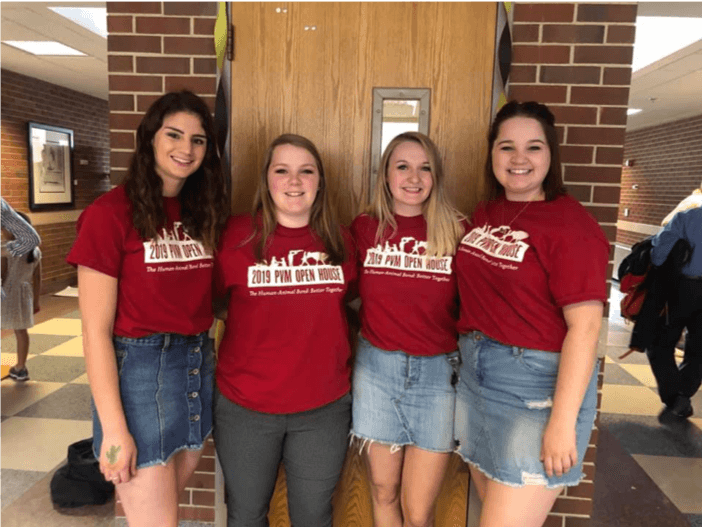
left=1, top=417, right=92, bottom=471
left=632, top=454, right=702, bottom=513
left=2, top=352, right=17, bottom=365
left=607, top=331, right=632, bottom=347
left=1, top=380, right=65, bottom=416
left=604, top=355, right=615, bottom=364
left=28, top=319, right=82, bottom=337
left=618, top=363, right=658, bottom=388
left=69, top=373, right=90, bottom=384
left=691, top=417, right=702, bottom=431
left=42, top=336, right=84, bottom=357
left=600, top=384, right=662, bottom=416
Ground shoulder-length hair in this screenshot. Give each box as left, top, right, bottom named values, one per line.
left=367, top=132, right=464, bottom=257
left=250, top=134, right=345, bottom=265
left=484, top=101, right=566, bottom=201
left=123, top=90, right=229, bottom=251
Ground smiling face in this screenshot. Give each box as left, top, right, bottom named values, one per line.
left=386, top=140, right=433, bottom=216
left=152, top=111, right=207, bottom=197
left=267, top=143, right=320, bottom=227
left=491, top=116, right=551, bottom=202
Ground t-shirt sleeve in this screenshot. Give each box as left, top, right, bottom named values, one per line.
left=546, top=225, right=609, bottom=307
left=214, top=218, right=239, bottom=293
left=66, top=203, right=124, bottom=278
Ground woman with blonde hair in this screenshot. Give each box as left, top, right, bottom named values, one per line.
left=350, top=131, right=464, bottom=527
left=213, top=134, right=356, bottom=526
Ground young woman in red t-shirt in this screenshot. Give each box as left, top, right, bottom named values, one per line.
left=213, top=134, right=355, bottom=526
left=351, top=132, right=464, bottom=527
left=67, top=91, right=229, bottom=526
left=454, top=101, right=609, bottom=527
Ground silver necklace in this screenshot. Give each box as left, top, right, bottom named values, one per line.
left=502, top=199, right=532, bottom=228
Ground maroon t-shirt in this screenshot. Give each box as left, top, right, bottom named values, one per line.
left=66, top=186, right=214, bottom=338
left=352, top=213, right=459, bottom=356
left=456, top=194, right=609, bottom=352
left=214, top=214, right=356, bottom=414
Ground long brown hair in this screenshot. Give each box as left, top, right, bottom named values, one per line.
left=367, top=132, right=464, bottom=257
left=250, top=134, right=346, bottom=265
left=484, top=101, right=566, bottom=201
left=123, top=90, right=229, bottom=251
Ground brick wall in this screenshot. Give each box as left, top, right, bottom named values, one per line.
left=107, top=1, right=218, bottom=185
left=511, top=3, right=636, bottom=526
left=106, top=3, right=219, bottom=522
left=1, top=69, right=110, bottom=292
left=616, top=113, right=702, bottom=246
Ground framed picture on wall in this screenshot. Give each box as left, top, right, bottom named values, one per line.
left=27, top=122, right=75, bottom=211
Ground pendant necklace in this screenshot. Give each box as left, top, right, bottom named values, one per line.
left=502, top=198, right=532, bottom=228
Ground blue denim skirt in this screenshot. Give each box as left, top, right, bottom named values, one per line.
left=92, top=332, right=214, bottom=469
left=455, top=332, right=598, bottom=488
left=351, top=335, right=461, bottom=453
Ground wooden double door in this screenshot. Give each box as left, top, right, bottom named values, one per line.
left=226, top=3, right=497, bottom=525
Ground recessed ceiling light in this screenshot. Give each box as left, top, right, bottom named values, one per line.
left=49, top=7, right=107, bottom=39
left=632, top=16, right=702, bottom=71
left=627, top=109, right=643, bottom=116
left=2, top=41, right=86, bottom=56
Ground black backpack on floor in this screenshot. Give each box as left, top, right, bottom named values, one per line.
left=50, top=438, right=115, bottom=508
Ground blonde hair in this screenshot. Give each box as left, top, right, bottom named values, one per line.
left=367, top=132, right=464, bottom=257
left=250, top=134, right=345, bottom=265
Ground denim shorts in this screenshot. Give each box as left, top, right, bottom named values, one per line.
left=92, top=332, right=214, bottom=469
left=455, top=332, right=598, bottom=488
left=351, top=335, right=461, bottom=453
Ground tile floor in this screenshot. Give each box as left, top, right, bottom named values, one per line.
left=1, top=291, right=701, bottom=526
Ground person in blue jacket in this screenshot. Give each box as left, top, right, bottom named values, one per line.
left=648, top=207, right=702, bottom=419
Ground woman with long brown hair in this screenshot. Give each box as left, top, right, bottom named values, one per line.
left=67, top=90, right=229, bottom=526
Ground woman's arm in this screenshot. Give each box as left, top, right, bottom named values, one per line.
left=78, top=265, right=137, bottom=483
left=540, top=300, right=602, bottom=478
left=33, top=258, right=42, bottom=313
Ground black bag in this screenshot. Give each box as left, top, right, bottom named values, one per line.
left=50, top=438, right=115, bottom=508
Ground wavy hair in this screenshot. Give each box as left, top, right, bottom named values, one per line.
left=250, top=134, right=345, bottom=265
left=484, top=100, right=566, bottom=202
left=367, top=132, right=464, bottom=257
left=123, top=90, right=229, bottom=251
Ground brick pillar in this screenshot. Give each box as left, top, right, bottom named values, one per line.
left=106, top=2, right=219, bottom=523
left=510, top=3, right=637, bottom=526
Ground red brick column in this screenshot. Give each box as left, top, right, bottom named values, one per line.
left=510, top=3, right=637, bottom=526
left=106, top=3, right=219, bottom=523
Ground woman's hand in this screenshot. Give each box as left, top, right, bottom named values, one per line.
left=100, top=430, right=137, bottom=485
left=540, top=419, right=578, bottom=478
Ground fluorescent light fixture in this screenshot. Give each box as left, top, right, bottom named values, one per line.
left=49, top=7, right=108, bottom=39
left=627, top=108, right=643, bottom=116
left=632, top=16, right=702, bottom=71
left=3, top=41, right=86, bottom=56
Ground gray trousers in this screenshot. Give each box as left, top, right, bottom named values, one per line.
left=213, top=388, right=351, bottom=527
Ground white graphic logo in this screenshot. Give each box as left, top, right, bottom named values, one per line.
left=248, top=250, right=344, bottom=288
left=364, top=236, right=452, bottom=274
left=143, top=222, right=212, bottom=263
left=460, top=224, right=530, bottom=262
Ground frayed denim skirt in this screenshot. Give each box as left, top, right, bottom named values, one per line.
left=455, top=331, right=598, bottom=488
left=351, top=335, right=461, bottom=453
left=92, top=332, right=214, bottom=469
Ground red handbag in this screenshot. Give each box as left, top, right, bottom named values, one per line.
left=619, top=272, right=647, bottom=321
